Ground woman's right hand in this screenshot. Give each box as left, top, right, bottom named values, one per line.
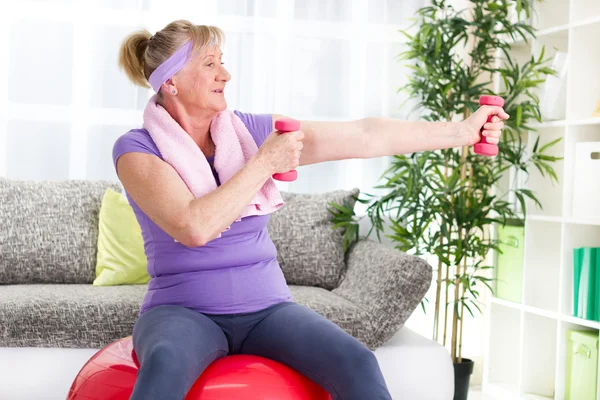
left=256, top=129, right=304, bottom=175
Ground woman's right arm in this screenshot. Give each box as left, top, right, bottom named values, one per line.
left=116, top=153, right=273, bottom=247
left=115, top=129, right=303, bottom=247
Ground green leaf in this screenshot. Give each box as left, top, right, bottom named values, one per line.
left=463, top=301, right=475, bottom=318
left=537, top=155, right=562, bottom=162
left=328, top=202, right=354, bottom=216
left=532, top=135, right=540, bottom=153
left=518, top=188, right=543, bottom=210
left=515, top=105, right=523, bottom=127
left=539, top=137, right=563, bottom=153
left=398, top=29, right=414, bottom=41
left=514, top=191, right=527, bottom=218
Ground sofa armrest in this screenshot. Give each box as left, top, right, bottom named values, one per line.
left=332, top=238, right=432, bottom=347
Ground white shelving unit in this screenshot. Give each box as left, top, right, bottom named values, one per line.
left=483, top=0, right=600, bottom=399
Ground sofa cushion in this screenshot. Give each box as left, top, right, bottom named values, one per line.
left=268, top=189, right=359, bottom=290
left=0, top=284, right=377, bottom=349
left=289, top=285, right=378, bottom=348
left=93, top=188, right=149, bottom=286
left=0, top=284, right=146, bottom=348
left=0, top=179, right=121, bottom=284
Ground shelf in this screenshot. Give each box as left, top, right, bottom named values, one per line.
left=488, top=299, right=598, bottom=327
left=521, top=314, right=558, bottom=398
left=530, top=120, right=568, bottom=128
left=527, top=215, right=562, bottom=223
left=487, top=1, right=600, bottom=397
left=528, top=118, right=600, bottom=128
left=491, top=296, right=523, bottom=311
left=523, top=305, right=559, bottom=320
left=511, top=213, right=563, bottom=224
left=523, top=221, right=562, bottom=312
left=529, top=17, right=600, bottom=38
left=487, top=303, right=522, bottom=393
left=562, top=315, right=600, bottom=330
left=505, top=24, right=568, bottom=46
left=570, top=15, right=600, bottom=29
left=507, top=16, right=600, bottom=46
left=538, top=24, right=570, bottom=37
left=570, top=117, right=600, bottom=126
left=565, top=218, right=600, bottom=227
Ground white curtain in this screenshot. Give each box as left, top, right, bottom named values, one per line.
left=0, top=0, right=424, bottom=200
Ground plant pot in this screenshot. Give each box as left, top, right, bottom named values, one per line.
left=453, top=358, right=474, bottom=400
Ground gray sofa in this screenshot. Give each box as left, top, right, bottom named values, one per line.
left=0, top=178, right=453, bottom=399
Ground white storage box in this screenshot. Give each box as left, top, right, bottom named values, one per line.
left=573, top=142, right=600, bottom=220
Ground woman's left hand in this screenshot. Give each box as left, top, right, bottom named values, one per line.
left=461, top=105, right=510, bottom=147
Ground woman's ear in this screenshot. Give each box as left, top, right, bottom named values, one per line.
left=162, top=78, right=177, bottom=96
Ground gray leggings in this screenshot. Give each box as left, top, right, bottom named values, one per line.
left=130, top=301, right=392, bottom=400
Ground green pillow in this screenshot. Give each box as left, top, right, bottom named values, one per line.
left=93, top=188, right=149, bottom=286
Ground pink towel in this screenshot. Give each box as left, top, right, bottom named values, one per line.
left=143, top=95, right=284, bottom=238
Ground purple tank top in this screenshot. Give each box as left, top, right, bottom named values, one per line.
left=112, top=110, right=292, bottom=315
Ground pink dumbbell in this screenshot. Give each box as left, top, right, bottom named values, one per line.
left=474, top=95, right=505, bottom=157
left=272, top=118, right=301, bottom=182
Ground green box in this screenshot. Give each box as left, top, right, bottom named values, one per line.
left=573, top=247, right=600, bottom=321
left=566, top=330, right=599, bottom=400
left=495, top=220, right=525, bottom=303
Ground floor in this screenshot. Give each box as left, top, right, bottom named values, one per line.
left=470, top=387, right=499, bottom=400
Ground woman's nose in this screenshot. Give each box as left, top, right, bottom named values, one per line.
left=218, top=65, right=231, bottom=82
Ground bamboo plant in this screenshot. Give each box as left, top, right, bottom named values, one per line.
left=328, top=0, right=561, bottom=364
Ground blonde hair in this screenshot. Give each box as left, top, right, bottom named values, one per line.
left=118, top=20, right=225, bottom=90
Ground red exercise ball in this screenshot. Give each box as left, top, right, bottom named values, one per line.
left=67, top=336, right=332, bottom=400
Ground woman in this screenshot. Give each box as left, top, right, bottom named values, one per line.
left=116, top=20, right=508, bottom=400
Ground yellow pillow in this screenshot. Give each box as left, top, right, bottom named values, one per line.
left=93, top=188, right=150, bottom=286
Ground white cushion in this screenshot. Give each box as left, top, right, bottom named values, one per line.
left=375, top=327, right=454, bottom=400
left=0, top=328, right=454, bottom=400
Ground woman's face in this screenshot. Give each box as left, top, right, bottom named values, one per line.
left=172, top=45, right=230, bottom=113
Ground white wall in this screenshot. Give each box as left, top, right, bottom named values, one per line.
left=0, top=0, right=423, bottom=199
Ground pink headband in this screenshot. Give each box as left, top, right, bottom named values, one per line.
left=148, top=40, right=193, bottom=93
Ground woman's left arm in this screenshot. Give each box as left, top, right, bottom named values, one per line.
left=273, top=106, right=509, bottom=166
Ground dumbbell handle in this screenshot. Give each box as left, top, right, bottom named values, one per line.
left=474, top=95, right=505, bottom=157
left=272, top=118, right=301, bottom=182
